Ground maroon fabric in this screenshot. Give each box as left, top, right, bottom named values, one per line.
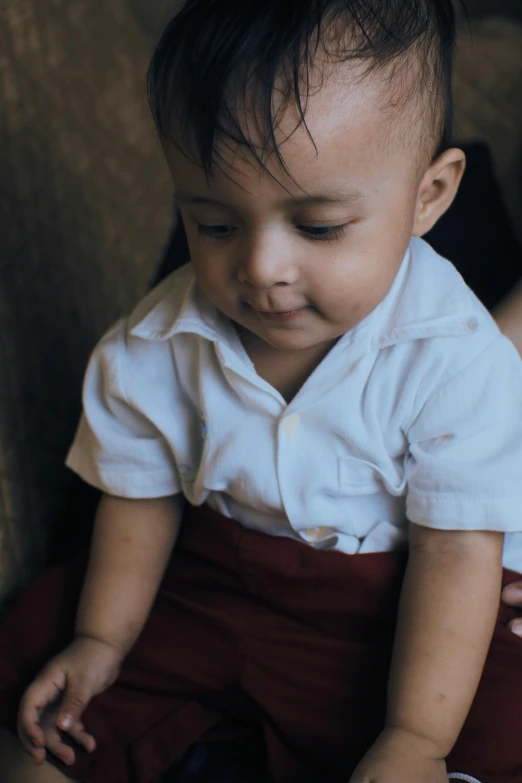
left=1, top=504, right=522, bottom=783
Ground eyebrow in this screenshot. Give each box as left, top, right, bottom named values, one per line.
left=175, top=189, right=366, bottom=207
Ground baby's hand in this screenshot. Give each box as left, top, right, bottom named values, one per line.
left=349, top=727, right=448, bottom=783
left=17, top=636, right=123, bottom=767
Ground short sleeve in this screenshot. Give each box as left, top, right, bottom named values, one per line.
left=406, top=336, right=522, bottom=531
left=66, top=320, right=181, bottom=498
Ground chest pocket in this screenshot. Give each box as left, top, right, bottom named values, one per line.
left=338, top=457, right=384, bottom=496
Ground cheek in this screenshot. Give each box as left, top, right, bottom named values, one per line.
left=190, top=249, right=236, bottom=304
left=353, top=252, right=404, bottom=307
left=310, top=245, right=402, bottom=320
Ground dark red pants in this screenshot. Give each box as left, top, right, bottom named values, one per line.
left=1, top=505, right=522, bottom=783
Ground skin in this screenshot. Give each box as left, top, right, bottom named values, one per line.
left=494, top=287, right=522, bottom=632
left=0, top=728, right=75, bottom=783
left=170, top=64, right=463, bottom=400
left=4, top=57, right=509, bottom=783
left=503, top=578, right=522, bottom=635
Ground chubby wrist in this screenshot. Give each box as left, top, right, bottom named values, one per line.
left=74, top=632, right=127, bottom=663
left=382, top=725, right=447, bottom=760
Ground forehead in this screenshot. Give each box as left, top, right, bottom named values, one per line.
left=167, top=59, right=418, bottom=199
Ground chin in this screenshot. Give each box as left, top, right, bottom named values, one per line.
left=261, top=332, right=319, bottom=352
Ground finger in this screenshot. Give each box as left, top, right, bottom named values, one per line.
left=68, top=720, right=96, bottom=753
left=44, top=726, right=77, bottom=767
left=16, top=716, right=45, bottom=756
left=57, top=684, right=91, bottom=731
left=18, top=670, right=65, bottom=742
left=502, top=581, right=522, bottom=607
left=16, top=727, right=47, bottom=766
left=507, top=617, right=522, bottom=637
left=31, top=746, right=48, bottom=765
left=18, top=695, right=51, bottom=754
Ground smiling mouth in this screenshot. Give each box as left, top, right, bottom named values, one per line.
left=249, top=305, right=307, bottom=322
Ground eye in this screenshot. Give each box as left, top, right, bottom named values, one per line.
left=297, top=224, right=348, bottom=242
left=197, top=223, right=235, bottom=239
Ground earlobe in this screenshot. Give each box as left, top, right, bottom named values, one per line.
left=412, top=148, right=466, bottom=237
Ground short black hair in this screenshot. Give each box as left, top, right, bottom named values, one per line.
left=148, top=0, right=465, bottom=178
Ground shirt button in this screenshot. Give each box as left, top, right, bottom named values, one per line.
left=281, top=413, right=300, bottom=435
left=303, top=526, right=331, bottom=540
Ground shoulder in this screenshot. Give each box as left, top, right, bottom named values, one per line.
left=404, top=238, right=497, bottom=343
left=372, top=239, right=518, bottom=425
left=402, top=239, right=501, bottom=370
left=88, top=266, right=196, bottom=397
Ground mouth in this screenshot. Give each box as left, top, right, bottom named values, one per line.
left=248, top=305, right=308, bottom=322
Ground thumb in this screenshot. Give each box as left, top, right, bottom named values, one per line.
left=502, top=580, right=522, bottom=607
left=57, top=680, right=92, bottom=730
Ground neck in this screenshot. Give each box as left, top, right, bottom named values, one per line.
left=236, top=326, right=338, bottom=403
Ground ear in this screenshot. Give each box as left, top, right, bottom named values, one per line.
left=412, top=148, right=466, bottom=237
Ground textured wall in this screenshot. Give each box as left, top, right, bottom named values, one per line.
left=0, top=0, right=172, bottom=608
left=128, top=0, right=179, bottom=44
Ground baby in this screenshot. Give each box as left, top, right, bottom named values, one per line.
left=4, top=1, right=522, bottom=782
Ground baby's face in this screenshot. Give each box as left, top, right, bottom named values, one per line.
left=166, top=64, right=456, bottom=355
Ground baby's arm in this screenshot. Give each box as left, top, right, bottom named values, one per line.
left=18, top=492, right=184, bottom=766
left=76, top=493, right=184, bottom=656
left=351, top=524, right=504, bottom=783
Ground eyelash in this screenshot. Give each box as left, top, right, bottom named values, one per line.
left=196, top=223, right=349, bottom=243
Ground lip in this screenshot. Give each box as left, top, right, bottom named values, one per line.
left=249, top=305, right=307, bottom=323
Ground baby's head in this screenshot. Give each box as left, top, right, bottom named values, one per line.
left=147, top=0, right=466, bottom=355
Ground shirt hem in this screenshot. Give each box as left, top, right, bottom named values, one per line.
left=66, top=456, right=181, bottom=499
left=407, top=494, right=522, bottom=533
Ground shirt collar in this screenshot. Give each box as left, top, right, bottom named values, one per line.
left=128, top=237, right=479, bottom=348
left=128, top=262, right=238, bottom=348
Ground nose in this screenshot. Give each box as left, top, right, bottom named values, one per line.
left=237, top=231, right=298, bottom=288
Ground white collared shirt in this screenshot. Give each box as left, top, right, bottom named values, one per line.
left=66, top=237, right=522, bottom=569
